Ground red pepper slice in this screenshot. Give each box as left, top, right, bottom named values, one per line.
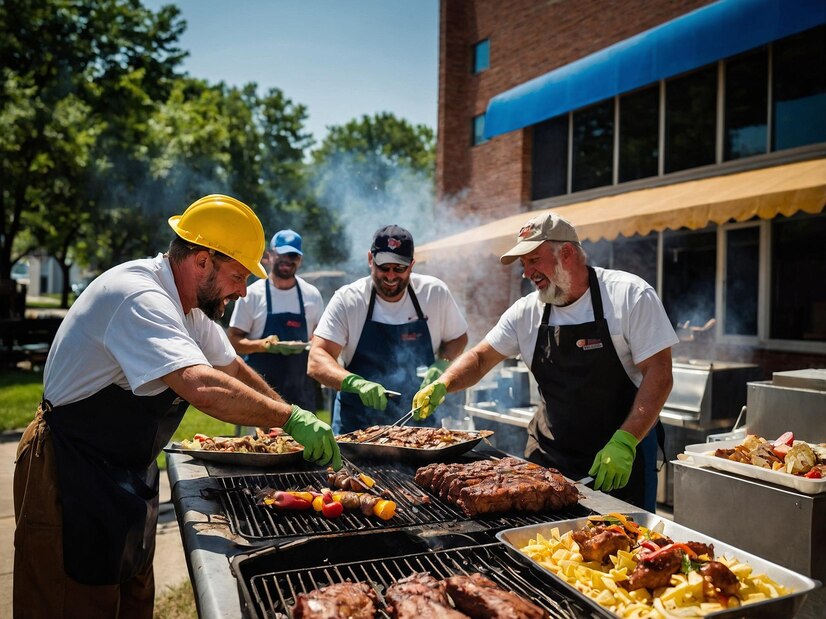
left=773, top=431, right=794, bottom=447
left=804, top=468, right=822, bottom=479
left=642, top=542, right=698, bottom=562
left=639, top=540, right=660, bottom=553
left=321, top=500, right=344, bottom=519
left=269, top=491, right=312, bottom=510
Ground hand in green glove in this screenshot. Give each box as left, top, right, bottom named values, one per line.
left=412, top=381, right=447, bottom=420
left=266, top=342, right=306, bottom=355
left=419, top=359, right=451, bottom=390
left=282, top=405, right=342, bottom=470
left=588, top=429, right=638, bottom=492
left=340, top=373, right=388, bottom=410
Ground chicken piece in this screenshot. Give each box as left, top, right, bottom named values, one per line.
left=700, top=561, right=740, bottom=598
left=685, top=541, right=714, bottom=559
left=625, top=546, right=684, bottom=591
left=292, top=581, right=378, bottom=619
left=572, top=526, right=632, bottom=563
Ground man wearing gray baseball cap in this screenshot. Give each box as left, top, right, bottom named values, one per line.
left=412, top=211, right=678, bottom=511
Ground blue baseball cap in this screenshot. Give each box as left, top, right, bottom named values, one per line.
left=270, top=229, right=303, bottom=255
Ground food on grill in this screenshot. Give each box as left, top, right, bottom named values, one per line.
left=713, top=432, right=826, bottom=478
left=292, top=581, right=378, bottom=619
left=443, top=573, right=549, bottom=619
left=384, top=572, right=468, bottom=618
left=255, top=489, right=313, bottom=510
left=414, top=457, right=580, bottom=517
left=328, top=469, right=377, bottom=492
left=179, top=428, right=301, bottom=454
left=337, top=426, right=492, bottom=449
left=517, top=513, right=791, bottom=617
left=255, top=487, right=397, bottom=520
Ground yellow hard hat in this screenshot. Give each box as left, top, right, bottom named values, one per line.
left=168, top=194, right=267, bottom=278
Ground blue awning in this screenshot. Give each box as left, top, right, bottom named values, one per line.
left=484, top=0, right=826, bottom=138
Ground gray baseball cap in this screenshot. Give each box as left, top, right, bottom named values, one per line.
left=500, top=212, right=580, bottom=265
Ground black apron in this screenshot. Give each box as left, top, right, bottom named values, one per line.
left=43, top=384, right=188, bottom=585
left=526, top=266, right=660, bottom=510
left=334, top=286, right=435, bottom=434
left=245, top=281, right=316, bottom=410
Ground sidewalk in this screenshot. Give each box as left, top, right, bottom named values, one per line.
left=0, top=431, right=189, bottom=618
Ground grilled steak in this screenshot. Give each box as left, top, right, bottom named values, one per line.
left=414, top=458, right=579, bottom=516
left=385, top=573, right=469, bottom=619
left=292, top=581, right=378, bottom=619
left=443, top=573, right=549, bottom=619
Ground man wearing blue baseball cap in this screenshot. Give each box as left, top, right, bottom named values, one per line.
left=229, top=229, right=324, bottom=411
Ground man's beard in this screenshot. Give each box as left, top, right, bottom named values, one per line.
left=537, top=262, right=573, bottom=306
left=372, top=272, right=408, bottom=300
left=197, top=269, right=230, bottom=320
left=273, top=259, right=296, bottom=280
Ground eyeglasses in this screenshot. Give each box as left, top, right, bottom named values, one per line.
left=376, top=264, right=409, bottom=274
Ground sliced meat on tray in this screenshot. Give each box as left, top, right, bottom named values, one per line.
left=385, top=573, right=469, bottom=619
left=443, top=573, right=549, bottom=619
left=414, top=457, right=580, bottom=516
left=292, top=581, right=378, bottom=619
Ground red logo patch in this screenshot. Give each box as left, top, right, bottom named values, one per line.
left=388, top=238, right=401, bottom=249
left=286, top=320, right=301, bottom=328
left=518, top=225, right=535, bottom=239
left=576, top=338, right=603, bottom=350
left=400, top=333, right=420, bottom=341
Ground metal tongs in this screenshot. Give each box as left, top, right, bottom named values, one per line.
left=356, top=405, right=421, bottom=444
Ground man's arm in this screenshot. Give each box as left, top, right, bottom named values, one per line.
left=439, top=340, right=507, bottom=392
left=227, top=326, right=270, bottom=355
left=620, top=347, right=674, bottom=439
left=437, top=333, right=469, bottom=363
left=307, top=335, right=350, bottom=390
left=161, top=363, right=293, bottom=428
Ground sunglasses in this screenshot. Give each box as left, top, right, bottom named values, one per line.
left=376, top=264, right=409, bottom=274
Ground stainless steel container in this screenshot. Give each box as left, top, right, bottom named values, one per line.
left=746, top=369, right=826, bottom=442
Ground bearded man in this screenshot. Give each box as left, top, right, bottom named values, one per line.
left=308, top=225, right=468, bottom=434
left=412, top=212, right=677, bottom=511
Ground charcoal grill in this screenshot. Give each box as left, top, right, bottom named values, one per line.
left=209, top=461, right=590, bottom=541
left=231, top=532, right=605, bottom=619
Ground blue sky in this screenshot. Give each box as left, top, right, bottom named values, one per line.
left=141, top=0, right=439, bottom=144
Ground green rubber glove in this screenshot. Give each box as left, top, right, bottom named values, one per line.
left=282, top=405, right=342, bottom=470
left=588, top=429, right=638, bottom=492
left=266, top=342, right=306, bottom=355
left=340, top=373, right=387, bottom=410
left=419, top=359, right=451, bottom=390
left=412, top=381, right=448, bottom=420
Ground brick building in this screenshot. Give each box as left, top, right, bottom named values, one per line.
left=420, top=0, right=826, bottom=376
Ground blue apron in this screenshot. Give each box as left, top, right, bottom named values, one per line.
left=525, top=267, right=661, bottom=511
left=334, top=286, right=435, bottom=434
left=43, top=384, right=188, bottom=585
left=245, top=281, right=316, bottom=411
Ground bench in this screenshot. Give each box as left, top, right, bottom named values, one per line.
left=0, top=317, right=63, bottom=369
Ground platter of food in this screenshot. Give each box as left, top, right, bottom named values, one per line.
left=165, top=430, right=304, bottom=467
left=681, top=433, right=826, bottom=495
left=336, top=426, right=493, bottom=462
left=497, top=512, right=819, bottom=618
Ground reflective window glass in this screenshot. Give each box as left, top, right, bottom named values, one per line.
left=619, top=86, right=659, bottom=182
left=665, top=66, right=717, bottom=173
left=472, top=114, right=488, bottom=146
left=724, top=49, right=768, bottom=160
left=662, top=229, right=717, bottom=329
left=613, top=235, right=658, bottom=288
left=473, top=39, right=490, bottom=74
left=531, top=115, right=568, bottom=199
left=772, top=26, right=826, bottom=151
left=770, top=213, right=826, bottom=341
left=724, top=227, right=759, bottom=335
left=572, top=99, right=614, bottom=192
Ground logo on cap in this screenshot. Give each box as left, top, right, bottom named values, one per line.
left=518, top=225, right=535, bottom=239
left=388, top=238, right=401, bottom=249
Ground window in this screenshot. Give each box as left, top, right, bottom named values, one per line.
left=724, top=49, right=768, bottom=160
left=619, top=86, right=659, bottom=182
left=531, top=115, right=568, bottom=199
left=665, top=66, right=717, bottom=173
left=662, top=229, right=717, bottom=329
left=724, top=226, right=759, bottom=335
left=472, top=113, right=488, bottom=146
left=571, top=100, right=614, bottom=192
left=770, top=214, right=826, bottom=341
left=772, top=25, right=826, bottom=151
left=473, top=39, right=490, bottom=74
left=612, top=235, right=658, bottom=288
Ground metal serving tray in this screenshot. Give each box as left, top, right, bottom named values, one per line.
left=337, top=429, right=492, bottom=462
left=683, top=439, right=826, bottom=495
left=164, top=443, right=304, bottom=468
left=496, top=512, right=820, bottom=619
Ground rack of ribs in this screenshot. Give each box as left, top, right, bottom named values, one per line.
left=292, top=581, right=378, bottom=619
left=414, top=457, right=580, bottom=516
left=384, top=572, right=469, bottom=618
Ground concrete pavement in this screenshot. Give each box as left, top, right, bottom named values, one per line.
left=0, top=430, right=189, bottom=618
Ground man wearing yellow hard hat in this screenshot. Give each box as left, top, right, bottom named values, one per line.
left=12, top=194, right=341, bottom=618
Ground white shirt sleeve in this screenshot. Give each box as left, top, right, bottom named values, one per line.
left=314, top=288, right=352, bottom=348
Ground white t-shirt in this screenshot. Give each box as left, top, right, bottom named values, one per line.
left=229, top=276, right=324, bottom=339
left=44, top=254, right=237, bottom=406
left=314, top=273, right=468, bottom=366
left=485, top=267, right=678, bottom=386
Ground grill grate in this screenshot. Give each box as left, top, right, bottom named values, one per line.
left=247, top=542, right=604, bottom=619
left=213, top=463, right=591, bottom=541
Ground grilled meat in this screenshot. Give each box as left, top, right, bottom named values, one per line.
left=337, top=426, right=489, bottom=449
left=625, top=546, right=684, bottom=591
left=572, top=526, right=632, bottom=563
left=292, top=581, right=378, bottom=619
left=385, top=573, right=468, bottom=619
left=414, top=458, right=579, bottom=517
left=700, top=561, right=740, bottom=598
left=686, top=541, right=714, bottom=559
left=443, top=573, right=549, bottom=619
